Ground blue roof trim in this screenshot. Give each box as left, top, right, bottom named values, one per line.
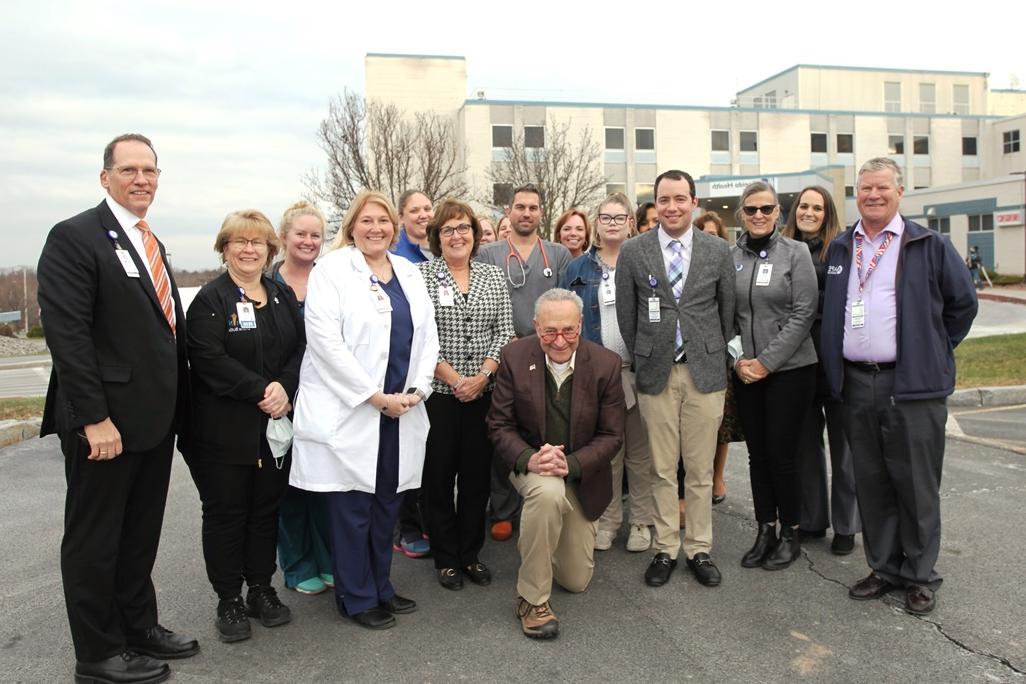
left=737, top=63, right=990, bottom=95
left=991, top=89, right=1026, bottom=94
left=923, top=198, right=997, bottom=218
left=366, top=52, right=465, bottom=61
left=464, top=99, right=1000, bottom=121
left=697, top=168, right=836, bottom=182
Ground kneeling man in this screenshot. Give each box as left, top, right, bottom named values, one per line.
left=487, top=288, right=625, bottom=639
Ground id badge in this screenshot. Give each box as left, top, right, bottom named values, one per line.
left=602, top=286, right=615, bottom=305
left=648, top=296, right=661, bottom=323
left=374, top=292, right=393, bottom=313
left=438, top=285, right=455, bottom=307
left=116, top=249, right=140, bottom=278
left=236, top=302, right=256, bottom=329
left=851, top=299, right=865, bottom=329
left=755, top=263, right=773, bottom=287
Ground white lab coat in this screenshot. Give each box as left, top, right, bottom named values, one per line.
left=290, top=246, right=439, bottom=494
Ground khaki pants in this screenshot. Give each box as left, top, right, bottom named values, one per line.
left=597, top=402, right=654, bottom=534
left=638, top=364, right=724, bottom=559
left=509, top=472, right=596, bottom=605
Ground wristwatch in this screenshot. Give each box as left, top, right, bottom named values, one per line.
left=479, top=368, right=494, bottom=379
left=406, top=387, right=427, bottom=400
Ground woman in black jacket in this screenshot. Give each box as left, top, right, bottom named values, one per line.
left=182, top=209, right=305, bottom=643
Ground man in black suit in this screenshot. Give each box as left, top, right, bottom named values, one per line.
left=38, top=134, right=198, bottom=683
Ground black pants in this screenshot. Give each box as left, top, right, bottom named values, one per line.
left=60, top=430, right=174, bottom=662
left=187, top=452, right=291, bottom=600
left=422, top=392, right=493, bottom=569
left=396, top=488, right=426, bottom=542
left=734, top=365, right=816, bottom=526
left=842, top=365, right=946, bottom=589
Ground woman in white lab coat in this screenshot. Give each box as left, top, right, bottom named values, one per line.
left=290, top=189, right=439, bottom=630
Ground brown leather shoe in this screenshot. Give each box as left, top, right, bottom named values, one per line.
left=905, top=585, right=936, bottom=614
left=849, top=572, right=896, bottom=601
left=515, top=597, right=559, bottom=639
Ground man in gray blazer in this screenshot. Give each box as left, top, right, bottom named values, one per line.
left=616, top=170, right=735, bottom=588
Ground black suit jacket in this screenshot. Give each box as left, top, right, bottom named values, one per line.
left=486, top=338, right=625, bottom=520
left=38, top=200, right=188, bottom=452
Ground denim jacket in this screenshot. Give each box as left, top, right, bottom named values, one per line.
left=560, top=248, right=606, bottom=344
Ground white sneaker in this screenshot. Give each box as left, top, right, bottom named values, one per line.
left=626, top=524, right=652, bottom=552
left=594, top=529, right=615, bottom=551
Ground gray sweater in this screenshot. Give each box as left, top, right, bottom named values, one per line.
left=732, top=231, right=818, bottom=373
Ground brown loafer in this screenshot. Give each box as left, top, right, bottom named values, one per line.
left=905, top=585, right=936, bottom=614
left=849, top=572, right=896, bottom=601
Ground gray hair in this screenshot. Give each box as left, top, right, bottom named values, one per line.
left=534, top=288, right=583, bottom=319
left=734, top=180, right=779, bottom=223
left=858, top=157, right=904, bottom=187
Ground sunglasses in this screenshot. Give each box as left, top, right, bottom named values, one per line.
left=742, top=205, right=777, bottom=216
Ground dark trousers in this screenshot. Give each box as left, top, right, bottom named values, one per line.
left=798, top=393, right=860, bottom=535
left=187, top=453, right=291, bottom=600
left=396, top=488, right=426, bottom=542
left=60, top=430, right=173, bottom=662
left=423, top=392, right=492, bottom=569
left=842, top=366, right=946, bottom=589
left=277, top=485, right=333, bottom=587
left=328, top=413, right=403, bottom=616
left=734, top=365, right=816, bottom=526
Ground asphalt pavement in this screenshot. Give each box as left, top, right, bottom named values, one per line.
left=2, top=433, right=1024, bottom=683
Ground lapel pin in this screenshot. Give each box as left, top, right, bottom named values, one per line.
left=529, top=364, right=536, bottom=371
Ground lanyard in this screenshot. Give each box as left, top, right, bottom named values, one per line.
left=854, top=231, right=895, bottom=295
left=505, top=238, right=551, bottom=288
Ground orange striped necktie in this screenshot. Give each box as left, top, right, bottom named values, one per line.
left=136, top=220, right=176, bottom=335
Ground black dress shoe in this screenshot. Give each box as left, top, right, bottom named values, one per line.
left=849, top=572, right=896, bottom=600
left=349, top=607, right=396, bottom=630
left=126, top=624, right=199, bottom=660
left=380, top=594, right=417, bottom=614
left=644, top=552, right=677, bottom=587
left=831, top=533, right=856, bottom=556
left=905, top=585, right=936, bottom=614
left=463, top=562, right=492, bottom=586
left=712, top=493, right=726, bottom=505
left=75, top=652, right=170, bottom=684
left=741, top=523, right=777, bottom=568
left=686, top=553, right=722, bottom=586
left=763, top=525, right=801, bottom=570
left=438, top=567, right=464, bottom=590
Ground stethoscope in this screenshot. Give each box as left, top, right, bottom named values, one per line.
left=504, top=238, right=552, bottom=289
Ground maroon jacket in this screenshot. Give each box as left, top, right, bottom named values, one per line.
left=487, top=337, right=625, bottom=521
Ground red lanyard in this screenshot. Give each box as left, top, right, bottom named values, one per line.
left=854, top=231, right=894, bottom=295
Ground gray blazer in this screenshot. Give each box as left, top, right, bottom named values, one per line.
left=616, top=228, right=736, bottom=395
left=732, top=231, right=818, bottom=373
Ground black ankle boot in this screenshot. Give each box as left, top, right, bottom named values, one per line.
left=741, top=523, right=778, bottom=568
left=762, top=524, right=801, bottom=570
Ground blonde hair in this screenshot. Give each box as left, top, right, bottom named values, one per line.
left=214, top=209, right=280, bottom=267
left=593, top=192, right=636, bottom=249
left=332, top=190, right=400, bottom=249
left=279, top=200, right=326, bottom=241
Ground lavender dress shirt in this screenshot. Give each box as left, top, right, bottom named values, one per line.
left=842, top=214, right=904, bottom=363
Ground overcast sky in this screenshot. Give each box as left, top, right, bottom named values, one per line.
left=3, top=0, right=1024, bottom=270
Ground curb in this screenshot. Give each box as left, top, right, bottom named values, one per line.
left=948, top=385, right=1026, bottom=408
left=977, top=292, right=1026, bottom=306
left=0, top=419, right=41, bottom=449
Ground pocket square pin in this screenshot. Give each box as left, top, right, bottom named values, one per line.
left=529, top=364, right=537, bottom=371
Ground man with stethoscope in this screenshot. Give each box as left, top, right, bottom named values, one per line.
left=476, top=184, right=572, bottom=542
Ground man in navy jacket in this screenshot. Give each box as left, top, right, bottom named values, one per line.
left=820, top=157, right=977, bottom=615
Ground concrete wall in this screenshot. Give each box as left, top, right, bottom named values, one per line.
left=989, top=90, right=1026, bottom=117
left=794, top=67, right=987, bottom=114
left=365, top=54, right=466, bottom=117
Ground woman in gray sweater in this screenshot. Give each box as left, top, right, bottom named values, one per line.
left=731, top=181, right=818, bottom=571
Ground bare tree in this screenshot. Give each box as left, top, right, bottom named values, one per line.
left=305, top=89, right=468, bottom=220
left=486, top=117, right=606, bottom=239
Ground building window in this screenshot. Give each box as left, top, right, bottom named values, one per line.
left=928, top=217, right=950, bottom=234
left=492, top=125, right=513, bottom=148
left=764, top=90, right=777, bottom=108
left=884, top=81, right=901, bottom=112
left=492, top=183, right=513, bottom=206
left=968, top=214, right=994, bottom=232
left=845, top=185, right=855, bottom=198
left=635, top=183, right=654, bottom=204
left=740, top=131, right=758, bottom=152
left=810, top=133, right=827, bottom=153
left=888, top=135, right=904, bottom=155
left=913, top=136, right=929, bottom=155
left=837, top=134, right=854, bottom=154
left=953, top=84, right=970, bottom=115
left=1004, top=130, right=1021, bottom=153
left=605, top=128, right=624, bottom=150
left=753, top=96, right=763, bottom=108
left=635, top=128, right=655, bottom=150
left=524, top=126, right=544, bottom=149
left=919, top=83, right=936, bottom=114
left=962, top=136, right=978, bottom=156
left=711, top=130, right=729, bottom=152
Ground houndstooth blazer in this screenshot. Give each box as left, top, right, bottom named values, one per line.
left=418, top=259, right=515, bottom=395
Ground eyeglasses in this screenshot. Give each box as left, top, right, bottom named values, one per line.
left=742, top=205, right=777, bottom=216
left=538, top=328, right=580, bottom=343
left=597, top=213, right=629, bottom=225
left=228, top=238, right=269, bottom=249
left=108, top=166, right=161, bottom=180
left=439, top=223, right=473, bottom=238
